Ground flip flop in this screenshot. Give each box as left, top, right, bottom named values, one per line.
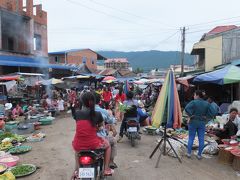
left=104, top=168, right=114, bottom=176
left=109, top=162, right=118, bottom=169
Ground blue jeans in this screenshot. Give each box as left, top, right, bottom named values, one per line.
left=187, top=121, right=205, bottom=156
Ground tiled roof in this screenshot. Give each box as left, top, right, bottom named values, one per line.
left=99, top=68, right=118, bottom=76
left=207, top=25, right=238, bottom=36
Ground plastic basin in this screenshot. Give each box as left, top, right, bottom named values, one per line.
left=39, top=119, right=52, bottom=125
left=0, top=155, right=19, bottom=167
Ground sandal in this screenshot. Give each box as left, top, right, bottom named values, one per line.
left=109, top=162, right=118, bottom=169
left=104, top=168, right=114, bottom=176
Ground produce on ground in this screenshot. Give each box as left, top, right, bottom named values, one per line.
left=0, top=163, right=7, bottom=172
left=0, top=171, right=15, bottom=180
left=10, top=164, right=36, bottom=177
left=0, top=133, right=25, bottom=143
left=8, top=146, right=31, bottom=154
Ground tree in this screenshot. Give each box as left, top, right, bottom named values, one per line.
left=134, top=67, right=144, bottom=74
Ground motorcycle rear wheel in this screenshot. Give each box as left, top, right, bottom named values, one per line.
left=130, top=134, right=136, bottom=147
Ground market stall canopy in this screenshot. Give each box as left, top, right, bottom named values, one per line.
left=0, top=75, right=21, bottom=81
left=193, top=65, right=240, bottom=85
left=177, top=75, right=194, bottom=87
left=102, top=76, right=117, bottom=83
left=38, top=78, right=63, bottom=85
left=117, top=77, right=134, bottom=83
left=134, top=78, right=150, bottom=85
left=62, top=75, right=91, bottom=80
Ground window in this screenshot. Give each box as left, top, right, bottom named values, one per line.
left=55, top=56, right=59, bottom=63
left=8, top=38, right=14, bottom=51
left=82, top=57, right=87, bottom=64
left=33, top=6, right=37, bottom=16
left=91, top=58, right=95, bottom=65
left=33, top=34, right=42, bottom=51
left=23, top=0, right=27, bottom=12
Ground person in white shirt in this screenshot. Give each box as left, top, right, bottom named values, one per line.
left=57, top=97, right=64, bottom=111
left=216, top=108, right=239, bottom=139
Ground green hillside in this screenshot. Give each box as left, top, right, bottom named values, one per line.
left=98, top=50, right=194, bottom=71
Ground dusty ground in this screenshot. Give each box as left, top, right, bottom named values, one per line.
left=17, top=115, right=239, bottom=180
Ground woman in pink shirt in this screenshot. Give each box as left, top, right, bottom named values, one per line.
left=12, top=104, right=24, bottom=119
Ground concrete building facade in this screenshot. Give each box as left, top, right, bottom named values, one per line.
left=104, top=58, right=130, bottom=70
left=191, top=25, right=240, bottom=72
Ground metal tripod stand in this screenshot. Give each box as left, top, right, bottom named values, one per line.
left=149, top=125, right=182, bottom=168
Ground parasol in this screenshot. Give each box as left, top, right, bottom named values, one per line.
left=151, top=69, right=182, bottom=129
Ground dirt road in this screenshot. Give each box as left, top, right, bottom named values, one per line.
left=19, top=115, right=238, bottom=180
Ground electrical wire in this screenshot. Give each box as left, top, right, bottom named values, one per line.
left=187, top=15, right=240, bottom=28
left=86, top=0, right=175, bottom=28
left=64, top=0, right=166, bottom=28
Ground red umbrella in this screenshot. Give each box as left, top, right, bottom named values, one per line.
left=102, top=76, right=116, bottom=82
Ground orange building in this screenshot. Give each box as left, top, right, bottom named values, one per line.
left=49, top=49, right=106, bottom=70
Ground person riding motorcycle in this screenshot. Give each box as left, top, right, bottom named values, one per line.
left=71, top=91, right=113, bottom=179
left=117, top=91, right=138, bottom=142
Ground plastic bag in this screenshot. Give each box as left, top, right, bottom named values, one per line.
left=203, top=141, right=219, bottom=155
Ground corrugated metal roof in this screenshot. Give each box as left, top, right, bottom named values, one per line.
left=49, top=49, right=107, bottom=60
left=48, top=49, right=86, bottom=55
left=0, top=55, right=77, bottom=70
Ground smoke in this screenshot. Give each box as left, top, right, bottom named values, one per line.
left=35, top=56, right=52, bottom=99
left=1, top=10, right=32, bottom=53
left=2, top=2, right=51, bottom=98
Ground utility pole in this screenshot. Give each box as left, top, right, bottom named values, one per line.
left=180, top=27, right=186, bottom=77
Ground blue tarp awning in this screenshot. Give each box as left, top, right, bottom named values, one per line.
left=193, top=65, right=240, bottom=85
left=0, top=55, right=77, bottom=70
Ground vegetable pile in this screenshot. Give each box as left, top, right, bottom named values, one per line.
left=0, top=133, right=26, bottom=143
left=8, top=146, right=32, bottom=154
left=11, top=164, right=36, bottom=177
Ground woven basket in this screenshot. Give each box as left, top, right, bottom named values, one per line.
left=233, top=155, right=240, bottom=171
left=218, top=148, right=234, bottom=165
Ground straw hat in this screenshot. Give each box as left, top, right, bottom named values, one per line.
left=5, top=103, right=12, bottom=110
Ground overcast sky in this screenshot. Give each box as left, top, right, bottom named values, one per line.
left=34, top=0, right=240, bottom=53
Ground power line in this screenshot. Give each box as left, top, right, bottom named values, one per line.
left=86, top=0, right=175, bottom=28
left=64, top=0, right=166, bottom=28
left=48, top=27, right=177, bottom=34
left=50, top=31, right=177, bottom=43
left=186, top=15, right=240, bottom=28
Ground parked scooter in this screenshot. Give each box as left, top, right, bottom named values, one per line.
left=74, top=149, right=109, bottom=180
left=125, top=118, right=141, bottom=147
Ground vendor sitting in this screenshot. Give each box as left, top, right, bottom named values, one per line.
left=12, top=104, right=24, bottom=119
left=26, top=105, right=38, bottom=116
left=215, top=108, right=239, bottom=141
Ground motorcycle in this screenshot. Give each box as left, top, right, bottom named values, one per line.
left=125, top=118, right=141, bottom=147
left=75, top=149, right=108, bottom=180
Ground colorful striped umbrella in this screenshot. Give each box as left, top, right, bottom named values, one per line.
left=151, top=70, right=182, bottom=129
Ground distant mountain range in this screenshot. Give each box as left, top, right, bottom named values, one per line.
left=98, top=50, right=194, bottom=71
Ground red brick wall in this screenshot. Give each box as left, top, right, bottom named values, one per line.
left=49, top=54, right=65, bottom=64
left=0, top=0, right=48, bottom=57
left=34, top=22, right=48, bottom=57
left=67, top=49, right=98, bottom=69
left=49, top=49, right=99, bottom=69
